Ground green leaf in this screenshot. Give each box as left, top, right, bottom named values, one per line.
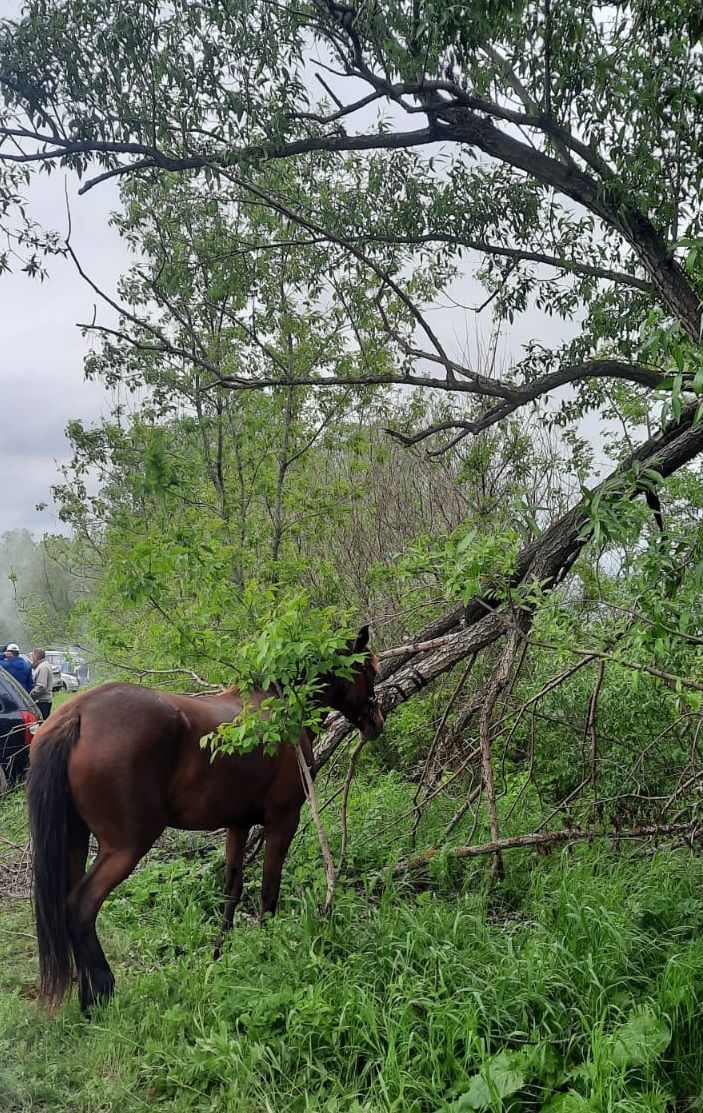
left=449, top=1051, right=526, bottom=1110
left=540, top=1095, right=596, bottom=1112
left=607, top=1009, right=671, bottom=1068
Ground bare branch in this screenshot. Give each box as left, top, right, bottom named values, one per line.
left=391, top=822, right=703, bottom=879
left=168, top=231, right=651, bottom=293
left=478, top=624, right=523, bottom=879
left=66, top=241, right=222, bottom=377
left=296, top=744, right=336, bottom=914
left=297, top=82, right=382, bottom=124
left=386, top=360, right=672, bottom=453
left=209, top=360, right=670, bottom=427
left=338, top=731, right=369, bottom=876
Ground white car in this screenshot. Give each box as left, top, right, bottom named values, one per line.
left=45, top=649, right=88, bottom=690
left=20, top=651, right=82, bottom=693
left=45, top=651, right=69, bottom=691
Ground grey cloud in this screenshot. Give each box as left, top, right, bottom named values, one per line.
left=1, top=175, right=127, bottom=535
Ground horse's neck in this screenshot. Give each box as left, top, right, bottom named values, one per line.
left=216, top=681, right=332, bottom=744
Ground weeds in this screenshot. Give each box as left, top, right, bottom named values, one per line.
left=3, top=783, right=703, bottom=1111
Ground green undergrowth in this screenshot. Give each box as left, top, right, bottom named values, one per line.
left=3, top=779, right=703, bottom=1112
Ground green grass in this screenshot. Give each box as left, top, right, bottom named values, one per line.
left=51, top=689, right=77, bottom=711
left=3, top=778, right=703, bottom=1112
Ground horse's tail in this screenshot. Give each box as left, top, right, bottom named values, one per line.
left=27, top=713, right=83, bottom=1007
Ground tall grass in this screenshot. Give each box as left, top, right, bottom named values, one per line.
left=2, top=780, right=703, bottom=1111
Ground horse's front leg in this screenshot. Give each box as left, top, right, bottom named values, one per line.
left=260, top=809, right=301, bottom=918
left=213, top=824, right=250, bottom=958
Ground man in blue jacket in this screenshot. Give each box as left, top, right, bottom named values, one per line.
left=0, top=644, right=33, bottom=693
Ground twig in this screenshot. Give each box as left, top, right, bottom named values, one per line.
left=586, top=660, right=606, bottom=795
left=442, top=784, right=483, bottom=841
left=528, top=637, right=703, bottom=695
left=295, top=745, right=336, bottom=914
left=479, top=624, right=523, bottom=880
left=337, top=731, right=367, bottom=876
left=412, top=655, right=476, bottom=837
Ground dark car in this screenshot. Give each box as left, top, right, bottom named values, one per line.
left=0, top=667, right=41, bottom=791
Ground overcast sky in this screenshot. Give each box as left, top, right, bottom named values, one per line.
left=2, top=169, right=130, bottom=535
left=1, top=166, right=566, bottom=538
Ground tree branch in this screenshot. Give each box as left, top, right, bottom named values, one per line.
left=391, top=821, right=703, bottom=880
left=313, top=401, right=703, bottom=769
left=385, top=359, right=671, bottom=452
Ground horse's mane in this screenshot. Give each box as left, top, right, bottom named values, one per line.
left=187, top=684, right=242, bottom=700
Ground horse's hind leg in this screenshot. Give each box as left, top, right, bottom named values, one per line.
left=67, top=836, right=160, bottom=1014
left=260, top=809, right=301, bottom=918
left=213, top=824, right=250, bottom=958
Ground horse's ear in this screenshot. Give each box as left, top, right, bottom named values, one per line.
left=353, top=624, right=371, bottom=653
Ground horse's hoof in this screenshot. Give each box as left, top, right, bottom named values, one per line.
left=80, top=971, right=115, bottom=1015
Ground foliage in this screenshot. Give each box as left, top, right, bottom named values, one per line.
left=4, top=785, right=703, bottom=1111
left=204, top=591, right=363, bottom=757
left=0, top=528, right=84, bottom=648
left=392, top=522, right=523, bottom=607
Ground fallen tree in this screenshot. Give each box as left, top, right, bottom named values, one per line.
left=315, top=398, right=703, bottom=768
left=301, top=400, right=703, bottom=889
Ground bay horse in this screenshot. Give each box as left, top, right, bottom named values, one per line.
left=27, top=625, right=383, bottom=1013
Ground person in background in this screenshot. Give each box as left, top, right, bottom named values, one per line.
left=30, top=649, right=54, bottom=720
left=0, top=644, right=33, bottom=693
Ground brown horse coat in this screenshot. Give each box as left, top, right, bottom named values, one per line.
left=27, top=628, right=383, bottom=1013
left=65, top=682, right=306, bottom=835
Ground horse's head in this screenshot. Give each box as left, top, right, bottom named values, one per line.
left=324, top=624, right=384, bottom=741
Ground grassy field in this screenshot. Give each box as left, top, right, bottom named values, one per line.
left=2, top=771, right=703, bottom=1112
left=51, top=689, right=76, bottom=712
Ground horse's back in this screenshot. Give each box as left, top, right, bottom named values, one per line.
left=59, top=681, right=303, bottom=836
left=162, top=690, right=304, bottom=830
left=62, top=683, right=188, bottom=844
